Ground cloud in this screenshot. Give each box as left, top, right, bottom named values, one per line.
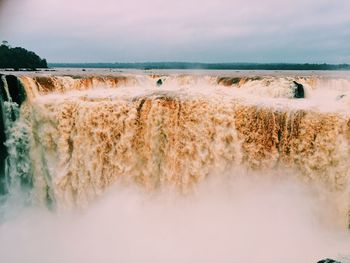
left=0, top=0, right=349, bottom=62
left=0, top=0, right=8, bottom=16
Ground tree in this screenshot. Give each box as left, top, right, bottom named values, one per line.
left=0, top=42, right=48, bottom=70
left=1, top=40, right=9, bottom=47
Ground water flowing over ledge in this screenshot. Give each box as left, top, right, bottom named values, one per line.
left=1, top=71, right=350, bottom=228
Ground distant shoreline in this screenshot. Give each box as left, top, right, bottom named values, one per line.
left=48, top=62, right=350, bottom=71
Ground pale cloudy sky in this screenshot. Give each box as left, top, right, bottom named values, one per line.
left=0, top=0, right=349, bottom=63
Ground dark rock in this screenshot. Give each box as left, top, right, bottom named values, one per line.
left=0, top=75, right=7, bottom=194
left=217, top=76, right=262, bottom=87
left=317, top=259, right=341, bottom=263
left=5, top=75, right=26, bottom=105
left=0, top=74, right=9, bottom=101
left=336, top=94, right=346, bottom=100
left=292, top=81, right=304, bottom=98
left=217, top=77, right=241, bottom=86
left=157, top=79, right=163, bottom=86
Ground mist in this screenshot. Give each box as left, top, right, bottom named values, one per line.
left=0, top=170, right=349, bottom=263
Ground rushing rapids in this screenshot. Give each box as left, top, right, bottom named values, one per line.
left=1, top=71, right=350, bottom=227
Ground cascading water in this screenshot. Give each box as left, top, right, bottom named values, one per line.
left=0, top=75, right=32, bottom=204
left=3, top=74, right=350, bottom=210
left=0, top=71, right=350, bottom=263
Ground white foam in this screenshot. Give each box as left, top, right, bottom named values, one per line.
left=27, top=73, right=350, bottom=116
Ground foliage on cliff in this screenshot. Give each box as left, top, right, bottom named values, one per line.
left=0, top=41, right=48, bottom=70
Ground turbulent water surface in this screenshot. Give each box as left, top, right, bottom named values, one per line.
left=0, top=69, right=350, bottom=262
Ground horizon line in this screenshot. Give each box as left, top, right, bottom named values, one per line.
left=48, top=62, right=350, bottom=65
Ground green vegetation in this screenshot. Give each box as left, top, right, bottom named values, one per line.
left=0, top=41, right=48, bottom=70
left=50, top=62, right=350, bottom=70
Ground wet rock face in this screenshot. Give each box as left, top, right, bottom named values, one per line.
left=5, top=75, right=26, bottom=105
left=317, top=259, right=341, bottom=263
left=0, top=75, right=6, bottom=194
left=0, top=74, right=28, bottom=195
left=157, top=79, right=163, bottom=86
left=0, top=74, right=9, bottom=101
left=292, top=81, right=304, bottom=98
left=336, top=94, right=346, bottom=100
left=217, top=77, right=241, bottom=86
left=217, top=76, right=262, bottom=87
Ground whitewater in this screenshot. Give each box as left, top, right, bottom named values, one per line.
left=0, top=69, right=350, bottom=262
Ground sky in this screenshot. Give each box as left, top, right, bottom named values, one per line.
left=0, top=0, right=349, bottom=63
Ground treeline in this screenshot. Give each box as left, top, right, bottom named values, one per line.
left=49, top=62, right=350, bottom=71
left=0, top=42, right=48, bottom=70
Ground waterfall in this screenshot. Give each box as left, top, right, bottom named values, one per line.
left=0, top=75, right=32, bottom=206
left=0, top=73, right=349, bottom=227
